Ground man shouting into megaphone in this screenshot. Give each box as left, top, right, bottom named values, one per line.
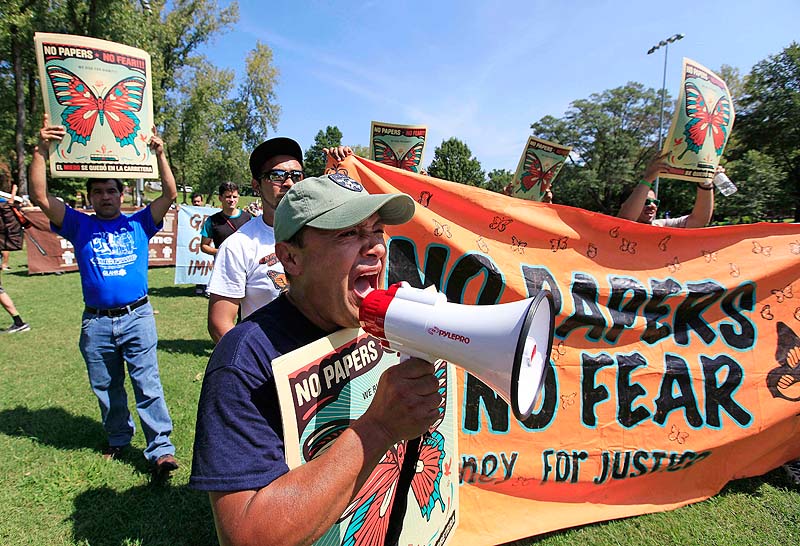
left=191, top=173, right=442, bottom=546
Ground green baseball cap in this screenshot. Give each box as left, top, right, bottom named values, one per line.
left=274, top=173, right=416, bottom=243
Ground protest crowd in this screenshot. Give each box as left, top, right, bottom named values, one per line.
left=1, top=26, right=799, bottom=546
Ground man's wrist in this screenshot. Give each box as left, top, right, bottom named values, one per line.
left=698, top=180, right=714, bottom=190
left=639, top=179, right=654, bottom=190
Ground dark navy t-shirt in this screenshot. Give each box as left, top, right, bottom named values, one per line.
left=190, top=294, right=328, bottom=492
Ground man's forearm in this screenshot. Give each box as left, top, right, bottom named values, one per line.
left=29, top=146, right=49, bottom=207
left=618, top=181, right=651, bottom=220
left=211, top=417, right=394, bottom=546
left=156, top=151, right=178, bottom=201
left=686, top=183, right=714, bottom=228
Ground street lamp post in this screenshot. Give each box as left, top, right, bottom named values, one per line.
left=647, top=33, right=684, bottom=196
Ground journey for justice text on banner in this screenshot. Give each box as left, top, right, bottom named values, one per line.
left=660, top=58, right=735, bottom=182
left=273, top=329, right=459, bottom=546
left=174, top=205, right=219, bottom=285
left=34, top=33, right=157, bottom=178
left=322, top=155, right=800, bottom=545
left=511, top=136, right=572, bottom=202
left=370, top=121, right=427, bottom=173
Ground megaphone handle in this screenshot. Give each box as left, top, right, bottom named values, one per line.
left=380, top=339, right=432, bottom=363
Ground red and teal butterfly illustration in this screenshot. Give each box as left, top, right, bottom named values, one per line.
left=678, top=80, right=731, bottom=159
left=46, top=65, right=146, bottom=155
left=339, top=431, right=447, bottom=546
left=339, top=361, right=448, bottom=545
left=373, top=138, right=424, bottom=172
left=517, top=150, right=561, bottom=193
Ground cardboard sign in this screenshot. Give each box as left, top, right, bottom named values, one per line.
left=660, top=58, right=736, bottom=182
left=273, top=328, right=459, bottom=546
left=370, top=121, right=427, bottom=173
left=35, top=33, right=157, bottom=178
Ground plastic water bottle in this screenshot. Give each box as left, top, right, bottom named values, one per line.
left=713, top=172, right=738, bottom=196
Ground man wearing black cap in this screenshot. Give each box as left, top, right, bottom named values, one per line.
left=191, top=173, right=442, bottom=545
left=206, top=137, right=352, bottom=342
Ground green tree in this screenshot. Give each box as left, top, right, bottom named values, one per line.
left=232, top=41, right=280, bottom=152
left=304, top=126, right=343, bottom=177
left=717, top=64, right=747, bottom=113
left=150, top=0, right=239, bottom=123
left=165, top=58, right=247, bottom=200
left=0, top=0, right=65, bottom=193
left=530, top=82, right=665, bottom=214
left=350, top=144, right=370, bottom=159
left=484, top=168, right=513, bottom=193
left=0, top=0, right=239, bottom=196
left=427, top=137, right=484, bottom=186
left=712, top=150, right=786, bottom=224
left=736, top=42, right=800, bottom=221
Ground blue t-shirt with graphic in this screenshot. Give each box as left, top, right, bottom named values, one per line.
left=54, top=206, right=161, bottom=309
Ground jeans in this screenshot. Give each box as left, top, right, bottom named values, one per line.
left=79, top=302, right=175, bottom=463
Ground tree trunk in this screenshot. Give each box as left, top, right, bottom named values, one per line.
left=12, top=26, right=28, bottom=195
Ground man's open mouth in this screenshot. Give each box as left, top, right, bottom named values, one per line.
left=354, top=274, right=378, bottom=300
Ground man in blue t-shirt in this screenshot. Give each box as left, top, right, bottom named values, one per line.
left=30, top=114, right=179, bottom=479
left=191, top=173, right=443, bottom=545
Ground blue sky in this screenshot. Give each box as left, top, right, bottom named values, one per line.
left=197, top=0, right=800, bottom=173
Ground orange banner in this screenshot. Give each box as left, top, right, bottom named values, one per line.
left=327, top=156, right=800, bottom=544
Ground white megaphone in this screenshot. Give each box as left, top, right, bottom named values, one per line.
left=359, top=282, right=555, bottom=421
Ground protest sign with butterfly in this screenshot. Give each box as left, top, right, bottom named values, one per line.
left=370, top=121, right=427, bottom=173
left=35, top=33, right=157, bottom=179
left=273, top=329, right=459, bottom=546
left=511, top=136, right=572, bottom=202
left=660, top=58, right=735, bottom=183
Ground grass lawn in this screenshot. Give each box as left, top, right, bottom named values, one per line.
left=1, top=249, right=799, bottom=546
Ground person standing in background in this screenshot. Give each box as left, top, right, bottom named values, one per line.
left=29, top=115, right=179, bottom=478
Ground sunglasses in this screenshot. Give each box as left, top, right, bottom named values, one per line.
left=259, top=169, right=305, bottom=184
left=645, top=198, right=660, bottom=207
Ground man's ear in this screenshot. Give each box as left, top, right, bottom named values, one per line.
left=251, top=179, right=261, bottom=196
left=276, top=241, right=302, bottom=276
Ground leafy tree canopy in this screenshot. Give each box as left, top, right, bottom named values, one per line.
left=304, top=126, right=343, bottom=177
left=736, top=42, right=800, bottom=220
left=530, top=82, right=665, bottom=214
left=427, top=137, right=484, bottom=187
left=484, top=168, right=513, bottom=194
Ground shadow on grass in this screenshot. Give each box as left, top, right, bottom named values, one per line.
left=0, top=406, right=105, bottom=450
left=148, top=285, right=198, bottom=298
left=159, top=338, right=215, bottom=357
left=72, top=484, right=217, bottom=546
left=719, top=467, right=792, bottom=496
left=0, top=406, right=148, bottom=473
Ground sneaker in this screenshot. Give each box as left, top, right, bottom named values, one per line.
left=102, top=444, right=129, bottom=460
left=783, top=459, right=800, bottom=485
left=5, top=322, right=30, bottom=334
left=153, top=454, right=179, bottom=480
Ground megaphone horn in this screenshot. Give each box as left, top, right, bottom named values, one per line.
left=359, top=282, right=555, bottom=420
